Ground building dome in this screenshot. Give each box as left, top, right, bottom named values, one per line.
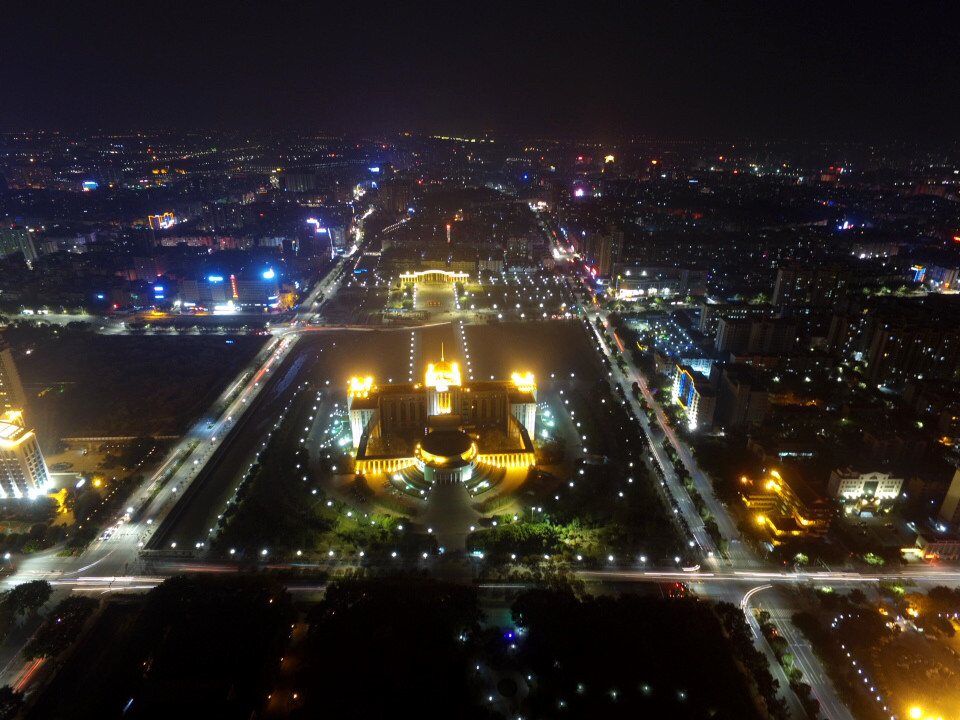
left=416, top=430, right=477, bottom=484
left=420, top=430, right=473, bottom=464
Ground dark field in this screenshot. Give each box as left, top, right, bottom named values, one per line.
left=14, top=332, right=266, bottom=441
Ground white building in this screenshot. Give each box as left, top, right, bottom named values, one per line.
left=827, top=468, right=903, bottom=502
left=0, top=413, right=50, bottom=498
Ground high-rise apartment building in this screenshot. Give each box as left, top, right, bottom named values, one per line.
left=0, top=339, right=26, bottom=414
left=0, top=411, right=49, bottom=498
left=583, top=227, right=622, bottom=277
left=0, top=226, right=38, bottom=262
left=772, top=263, right=849, bottom=308
left=940, top=469, right=960, bottom=526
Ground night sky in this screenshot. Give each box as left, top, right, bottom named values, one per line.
left=2, top=2, right=958, bottom=139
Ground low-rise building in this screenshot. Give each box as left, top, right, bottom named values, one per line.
left=828, top=468, right=903, bottom=508
left=914, top=532, right=960, bottom=561
left=741, top=468, right=833, bottom=542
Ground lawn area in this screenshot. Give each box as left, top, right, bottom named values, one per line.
left=7, top=326, right=266, bottom=440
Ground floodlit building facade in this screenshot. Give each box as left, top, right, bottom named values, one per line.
left=347, top=354, right=537, bottom=483
left=0, top=411, right=50, bottom=498
left=741, top=469, right=833, bottom=542
left=827, top=468, right=903, bottom=505
left=671, top=364, right=716, bottom=430
left=0, top=338, right=50, bottom=499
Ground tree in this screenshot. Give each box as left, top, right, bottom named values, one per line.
left=23, top=596, right=98, bottom=660
left=3, top=580, right=52, bottom=617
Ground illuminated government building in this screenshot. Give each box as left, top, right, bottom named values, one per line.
left=348, top=352, right=536, bottom=484
left=0, top=339, right=50, bottom=498
left=740, top=469, right=833, bottom=542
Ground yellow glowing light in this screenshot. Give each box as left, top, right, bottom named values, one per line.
left=604, top=155, right=615, bottom=163
left=426, top=361, right=461, bottom=390
left=511, top=372, right=536, bottom=392
left=0, top=422, right=33, bottom=448
left=349, top=377, right=374, bottom=397
left=93, top=479, right=102, bottom=488
left=910, top=709, right=922, bottom=720
left=770, top=470, right=782, bottom=479
left=756, top=515, right=766, bottom=525
left=1, top=410, right=24, bottom=426
left=906, top=607, right=919, bottom=617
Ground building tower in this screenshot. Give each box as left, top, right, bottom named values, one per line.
left=425, top=345, right=462, bottom=417
left=0, top=338, right=26, bottom=415
left=939, top=468, right=960, bottom=526
left=0, top=414, right=49, bottom=498
left=0, top=336, right=50, bottom=497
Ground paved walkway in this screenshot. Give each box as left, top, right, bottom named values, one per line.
left=418, top=482, right=481, bottom=552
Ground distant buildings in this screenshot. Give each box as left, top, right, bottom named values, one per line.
left=698, top=302, right=777, bottom=336
left=0, top=411, right=50, bottom=498
left=939, top=468, right=960, bottom=526
left=772, top=263, right=849, bottom=308
left=612, top=265, right=707, bottom=300
left=181, top=270, right=283, bottom=311
left=710, top=364, right=770, bottom=427
left=863, top=316, right=960, bottom=385
left=0, top=226, right=37, bottom=263
left=580, top=226, right=622, bottom=277
left=714, top=317, right=798, bottom=355
left=377, top=179, right=414, bottom=214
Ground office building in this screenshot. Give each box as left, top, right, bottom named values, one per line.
left=671, top=364, right=716, bottom=430
left=582, top=227, right=622, bottom=277
left=741, top=468, right=833, bottom=541
left=0, top=411, right=50, bottom=498
left=698, top=302, right=778, bottom=336
left=613, top=265, right=708, bottom=300
left=181, top=269, right=282, bottom=311
left=715, top=318, right=798, bottom=355
left=711, top=364, right=769, bottom=427
left=939, top=469, right=960, bottom=526
left=0, top=226, right=38, bottom=263
left=378, top=179, right=413, bottom=213
left=828, top=468, right=903, bottom=515
left=772, top=263, right=850, bottom=308
left=146, top=212, right=176, bottom=230
left=0, top=339, right=26, bottom=415
left=863, top=318, right=960, bottom=385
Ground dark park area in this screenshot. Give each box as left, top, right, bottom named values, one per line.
left=5, top=324, right=266, bottom=439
